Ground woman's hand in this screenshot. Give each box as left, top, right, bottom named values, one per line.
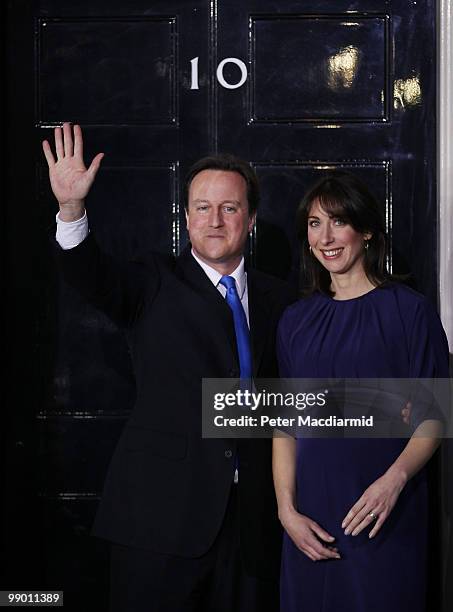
left=280, top=509, right=341, bottom=562
left=341, top=468, right=407, bottom=539
left=42, top=122, right=104, bottom=220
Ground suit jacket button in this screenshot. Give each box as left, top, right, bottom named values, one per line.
left=225, top=450, right=233, bottom=458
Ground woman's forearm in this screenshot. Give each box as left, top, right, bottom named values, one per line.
left=272, top=434, right=298, bottom=521
left=385, top=420, right=442, bottom=486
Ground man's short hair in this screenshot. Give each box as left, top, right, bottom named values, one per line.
left=183, top=153, right=259, bottom=215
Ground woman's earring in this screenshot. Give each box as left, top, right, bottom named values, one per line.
left=364, top=240, right=369, bottom=251
left=309, top=245, right=313, bottom=254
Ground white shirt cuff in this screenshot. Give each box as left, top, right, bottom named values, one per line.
left=55, top=211, right=89, bottom=250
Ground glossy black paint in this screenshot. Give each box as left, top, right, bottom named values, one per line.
left=5, top=0, right=441, bottom=609
left=251, top=15, right=388, bottom=122
left=216, top=0, right=436, bottom=298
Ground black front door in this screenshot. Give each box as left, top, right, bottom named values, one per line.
left=4, top=1, right=438, bottom=610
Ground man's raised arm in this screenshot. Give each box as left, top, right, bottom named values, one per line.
left=42, top=123, right=153, bottom=327
left=42, top=122, right=104, bottom=223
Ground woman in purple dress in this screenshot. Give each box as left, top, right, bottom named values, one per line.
left=273, top=172, right=450, bottom=612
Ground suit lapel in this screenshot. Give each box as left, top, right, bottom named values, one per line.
left=176, top=247, right=273, bottom=376
left=176, top=246, right=239, bottom=364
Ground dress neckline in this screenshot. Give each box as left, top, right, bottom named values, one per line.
left=322, top=284, right=383, bottom=303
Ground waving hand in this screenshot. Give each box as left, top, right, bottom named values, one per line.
left=42, top=123, right=104, bottom=221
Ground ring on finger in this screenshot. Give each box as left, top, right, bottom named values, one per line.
left=368, top=511, right=378, bottom=520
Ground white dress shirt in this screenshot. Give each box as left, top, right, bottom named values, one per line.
left=191, top=251, right=249, bottom=327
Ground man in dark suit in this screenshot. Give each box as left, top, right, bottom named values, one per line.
left=43, top=123, right=295, bottom=612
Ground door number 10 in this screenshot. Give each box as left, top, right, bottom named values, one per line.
left=190, top=57, right=248, bottom=90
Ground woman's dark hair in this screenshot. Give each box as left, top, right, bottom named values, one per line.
left=297, top=171, right=389, bottom=296
left=183, top=153, right=259, bottom=215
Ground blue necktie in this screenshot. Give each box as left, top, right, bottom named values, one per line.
left=219, top=275, right=253, bottom=379
left=219, top=275, right=252, bottom=485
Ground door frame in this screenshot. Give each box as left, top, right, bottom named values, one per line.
left=438, top=0, right=453, bottom=351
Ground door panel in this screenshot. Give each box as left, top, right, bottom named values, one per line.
left=39, top=17, right=178, bottom=126
left=251, top=15, right=388, bottom=122
left=4, top=0, right=439, bottom=609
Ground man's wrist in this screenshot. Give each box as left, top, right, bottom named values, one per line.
left=57, top=208, right=86, bottom=223
left=58, top=201, right=86, bottom=222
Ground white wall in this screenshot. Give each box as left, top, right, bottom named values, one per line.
left=439, top=0, right=453, bottom=353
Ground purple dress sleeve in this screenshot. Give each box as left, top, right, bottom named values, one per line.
left=404, top=295, right=450, bottom=377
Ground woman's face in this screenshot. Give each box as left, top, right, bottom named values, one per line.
left=307, top=199, right=371, bottom=277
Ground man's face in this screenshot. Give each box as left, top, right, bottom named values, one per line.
left=186, top=170, right=255, bottom=274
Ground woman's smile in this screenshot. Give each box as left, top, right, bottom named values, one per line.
left=320, top=247, right=344, bottom=259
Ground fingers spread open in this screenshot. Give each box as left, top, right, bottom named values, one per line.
left=63, top=122, right=74, bottom=157
left=42, top=140, right=55, bottom=167
left=87, top=152, right=104, bottom=178
left=55, top=127, right=64, bottom=159
left=73, top=124, right=83, bottom=158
